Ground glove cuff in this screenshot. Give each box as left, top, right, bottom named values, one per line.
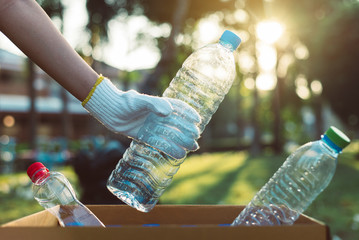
left=82, top=75, right=123, bottom=132
left=82, top=74, right=105, bottom=107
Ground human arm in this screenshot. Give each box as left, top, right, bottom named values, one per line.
left=0, top=0, right=97, bottom=101
left=0, top=0, right=200, bottom=158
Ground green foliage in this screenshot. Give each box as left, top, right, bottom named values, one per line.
left=209, top=87, right=241, bottom=138
left=137, top=0, right=237, bottom=24
left=312, top=2, right=359, bottom=129
left=268, top=0, right=335, bottom=41
left=36, top=0, right=64, bottom=19
left=85, top=0, right=124, bottom=44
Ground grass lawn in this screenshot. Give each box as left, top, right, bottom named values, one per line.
left=1, top=144, right=358, bottom=239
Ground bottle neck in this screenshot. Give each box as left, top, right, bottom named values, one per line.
left=219, top=40, right=235, bottom=52
left=31, top=168, right=50, bottom=183
left=321, top=134, right=342, bottom=154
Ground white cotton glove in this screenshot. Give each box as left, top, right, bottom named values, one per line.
left=82, top=76, right=200, bottom=159
left=137, top=98, right=201, bottom=159
left=82, top=76, right=172, bottom=138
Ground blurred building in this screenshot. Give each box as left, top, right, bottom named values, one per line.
left=0, top=49, right=122, bottom=144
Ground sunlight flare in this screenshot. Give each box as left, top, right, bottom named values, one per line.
left=256, top=20, right=284, bottom=44
left=256, top=73, right=277, bottom=91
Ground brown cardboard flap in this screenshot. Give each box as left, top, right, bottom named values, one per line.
left=88, top=204, right=245, bottom=225
left=2, top=209, right=58, bottom=227
left=1, top=205, right=330, bottom=240
left=0, top=225, right=329, bottom=240
left=87, top=204, right=326, bottom=226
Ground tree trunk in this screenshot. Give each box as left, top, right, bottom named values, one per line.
left=312, top=95, right=323, bottom=139
left=60, top=88, right=72, bottom=149
left=59, top=19, right=71, bottom=150
left=272, top=76, right=283, bottom=154
left=250, top=80, right=261, bottom=156
left=138, top=0, right=190, bottom=94
left=235, top=76, right=244, bottom=149
left=27, top=59, right=37, bottom=151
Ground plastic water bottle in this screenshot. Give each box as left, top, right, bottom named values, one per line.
left=107, top=30, right=241, bottom=212
left=231, top=126, right=350, bottom=226
left=27, top=162, right=105, bottom=227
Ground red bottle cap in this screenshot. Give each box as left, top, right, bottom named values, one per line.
left=27, top=162, right=49, bottom=183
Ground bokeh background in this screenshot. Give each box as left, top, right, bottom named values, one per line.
left=1, top=0, right=359, bottom=239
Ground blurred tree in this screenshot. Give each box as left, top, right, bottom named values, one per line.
left=137, top=0, right=189, bottom=94
left=25, top=0, right=67, bottom=151
left=240, top=0, right=355, bottom=146
left=26, top=57, right=37, bottom=151
left=250, top=76, right=261, bottom=155
left=88, top=0, right=241, bottom=88
left=85, top=0, right=123, bottom=59
left=36, top=0, right=72, bottom=149
left=266, top=0, right=359, bottom=138
left=272, top=0, right=335, bottom=139
left=311, top=2, right=359, bottom=130
left=222, top=1, right=268, bottom=154
left=37, top=0, right=64, bottom=17
left=267, top=0, right=359, bottom=136
left=133, top=0, right=240, bottom=94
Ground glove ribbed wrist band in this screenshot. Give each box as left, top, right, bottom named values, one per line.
left=82, top=76, right=123, bottom=133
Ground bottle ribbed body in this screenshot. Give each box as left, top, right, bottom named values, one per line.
left=232, top=140, right=338, bottom=226
left=107, top=42, right=236, bottom=212
left=163, top=43, right=235, bottom=131
left=33, top=172, right=104, bottom=227
left=107, top=140, right=185, bottom=212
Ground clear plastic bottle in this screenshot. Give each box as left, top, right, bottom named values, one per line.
left=231, top=126, right=350, bottom=226
left=107, top=30, right=241, bottom=212
left=27, top=162, right=105, bottom=227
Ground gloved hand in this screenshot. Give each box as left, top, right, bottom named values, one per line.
left=137, top=98, right=201, bottom=159
left=82, top=75, right=200, bottom=159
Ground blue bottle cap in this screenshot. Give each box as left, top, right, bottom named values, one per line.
left=220, top=30, right=241, bottom=50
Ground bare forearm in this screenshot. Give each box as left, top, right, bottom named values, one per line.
left=0, top=0, right=97, bottom=101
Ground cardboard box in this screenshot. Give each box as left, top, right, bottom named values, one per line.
left=1, top=205, right=330, bottom=240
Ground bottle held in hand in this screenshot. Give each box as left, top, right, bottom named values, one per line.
left=107, top=30, right=241, bottom=212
